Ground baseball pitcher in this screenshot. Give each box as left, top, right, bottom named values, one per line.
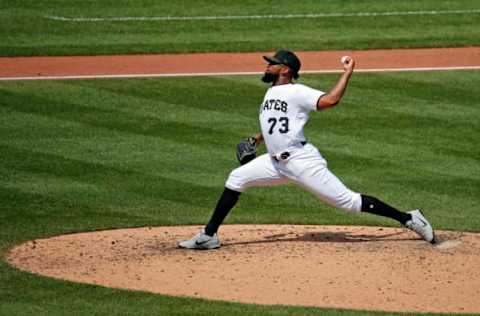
left=180, top=50, right=436, bottom=249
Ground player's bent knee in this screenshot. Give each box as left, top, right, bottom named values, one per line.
left=225, top=168, right=248, bottom=193
left=336, top=191, right=362, bottom=213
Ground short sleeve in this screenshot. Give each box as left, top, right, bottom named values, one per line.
left=295, top=84, right=325, bottom=111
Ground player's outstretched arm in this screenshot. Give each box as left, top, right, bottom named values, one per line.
left=317, top=56, right=355, bottom=110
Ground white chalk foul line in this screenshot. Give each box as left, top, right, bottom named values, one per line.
left=45, top=9, right=480, bottom=22
left=1, top=66, right=480, bottom=81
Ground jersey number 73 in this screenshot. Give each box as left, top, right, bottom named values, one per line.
left=268, top=117, right=290, bottom=134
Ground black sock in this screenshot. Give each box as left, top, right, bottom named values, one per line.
left=360, top=194, right=411, bottom=225
left=204, top=187, right=241, bottom=236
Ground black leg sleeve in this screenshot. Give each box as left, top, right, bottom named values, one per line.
left=204, top=187, right=241, bottom=236
left=361, top=194, right=411, bottom=225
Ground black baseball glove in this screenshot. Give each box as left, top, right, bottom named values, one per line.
left=236, top=137, right=257, bottom=165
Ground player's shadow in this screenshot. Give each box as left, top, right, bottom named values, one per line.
left=223, top=230, right=417, bottom=247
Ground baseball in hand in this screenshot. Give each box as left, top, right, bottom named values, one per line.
left=340, top=55, right=350, bottom=65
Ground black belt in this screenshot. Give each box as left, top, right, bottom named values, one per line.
left=272, top=141, right=307, bottom=162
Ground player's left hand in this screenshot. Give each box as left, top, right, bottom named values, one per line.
left=341, top=56, right=355, bottom=73
left=236, top=137, right=257, bottom=165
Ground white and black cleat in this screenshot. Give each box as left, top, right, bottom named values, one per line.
left=405, top=209, right=437, bottom=244
left=178, top=230, right=221, bottom=250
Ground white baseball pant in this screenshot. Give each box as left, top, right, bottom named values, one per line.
left=225, top=143, right=362, bottom=213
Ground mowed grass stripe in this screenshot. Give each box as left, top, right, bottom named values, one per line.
left=0, top=88, right=243, bottom=149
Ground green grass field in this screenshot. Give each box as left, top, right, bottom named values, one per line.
left=1, top=0, right=480, bottom=56
left=1, top=71, right=479, bottom=315
left=2, top=0, right=480, bottom=314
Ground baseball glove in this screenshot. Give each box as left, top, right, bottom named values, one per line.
left=236, top=137, right=257, bottom=165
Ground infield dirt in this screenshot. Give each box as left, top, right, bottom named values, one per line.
left=7, top=225, right=480, bottom=314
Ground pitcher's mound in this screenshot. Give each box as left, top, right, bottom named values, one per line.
left=7, top=225, right=480, bottom=313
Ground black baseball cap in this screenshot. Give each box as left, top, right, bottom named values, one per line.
left=263, top=50, right=301, bottom=79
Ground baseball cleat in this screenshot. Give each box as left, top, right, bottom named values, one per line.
left=178, top=230, right=221, bottom=250
left=405, top=209, right=436, bottom=244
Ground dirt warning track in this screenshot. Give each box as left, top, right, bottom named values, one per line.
left=1, top=47, right=480, bottom=80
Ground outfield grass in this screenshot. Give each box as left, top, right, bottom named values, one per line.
left=1, top=0, right=480, bottom=56
left=0, top=71, right=479, bottom=315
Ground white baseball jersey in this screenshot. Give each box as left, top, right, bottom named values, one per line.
left=225, top=82, right=362, bottom=213
left=259, top=83, right=325, bottom=155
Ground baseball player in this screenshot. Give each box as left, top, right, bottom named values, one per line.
left=179, top=50, right=436, bottom=249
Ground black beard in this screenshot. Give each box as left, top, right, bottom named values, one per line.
left=261, top=72, right=278, bottom=83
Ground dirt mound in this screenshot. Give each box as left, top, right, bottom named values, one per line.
left=7, top=225, right=480, bottom=313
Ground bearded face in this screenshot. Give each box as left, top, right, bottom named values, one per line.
left=261, top=71, right=279, bottom=83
